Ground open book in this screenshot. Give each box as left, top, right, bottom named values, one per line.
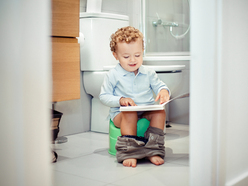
left=119, top=93, right=189, bottom=112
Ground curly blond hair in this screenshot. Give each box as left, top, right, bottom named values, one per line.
left=110, top=26, right=144, bottom=52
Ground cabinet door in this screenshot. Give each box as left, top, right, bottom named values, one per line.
left=52, top=37, right=80, bottom=102
left=52, top=0, right=79, bottom=37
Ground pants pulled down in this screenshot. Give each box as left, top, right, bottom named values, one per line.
left=115, top=126, right=165, bottom=163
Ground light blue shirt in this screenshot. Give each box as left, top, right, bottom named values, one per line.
left=99, top=63, right=170, bottom=120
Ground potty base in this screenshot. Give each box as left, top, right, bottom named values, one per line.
left=108, top=118, right=150, bottom=155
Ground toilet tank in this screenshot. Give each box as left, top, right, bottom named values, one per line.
left=79, top=13, right=129, bottom=71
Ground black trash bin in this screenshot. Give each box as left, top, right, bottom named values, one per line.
left=51, top=109, right=63, bottom=143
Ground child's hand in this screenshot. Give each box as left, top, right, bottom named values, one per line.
left=119, top=97, right=137, bottom=106
left=155, top=89, right=170, bottom=104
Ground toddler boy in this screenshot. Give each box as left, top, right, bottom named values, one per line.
left=99, top=26, right=170, bottom=167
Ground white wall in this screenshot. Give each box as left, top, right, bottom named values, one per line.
left=222, top=1, right=248, bottom=185
left=0, top=1, right=52, bottom=186
left=190, top=0, right=248, bottom=185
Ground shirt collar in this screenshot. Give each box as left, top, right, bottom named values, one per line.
left=138, top=65, right=147, bottom=75
left=115, top=63, right=147, bottom=76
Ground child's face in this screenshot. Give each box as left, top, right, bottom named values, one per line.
left=113, top=38, right=143, bottom=75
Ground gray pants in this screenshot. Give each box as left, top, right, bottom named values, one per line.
left=115, top=126, right=165, bottom=163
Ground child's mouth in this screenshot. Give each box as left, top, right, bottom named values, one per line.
left=129, top=64, right=136, bottom=67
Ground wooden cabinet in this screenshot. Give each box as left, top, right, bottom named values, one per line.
left=52, top=37, right=80, bottom=102
left=51, top=0, right=80, bottom=102
left=52, top=0, right=79, bottom=37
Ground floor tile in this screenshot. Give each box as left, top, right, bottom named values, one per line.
left=165, top=129, right=189, bottom=141
left=164, top=147, right=188, bottom=163
left=53, top=171, right=107, bottom=186
left=168, top=123, right=189, bottom=131
left=112, top=163, right=189, bottom=186
left=169, top=154, right=189, bottom=166
left=53, top=152, right=152, bottom=183
left=52, top=133, right=109, bottom=159
left=52, top=123, right=190, bottom=186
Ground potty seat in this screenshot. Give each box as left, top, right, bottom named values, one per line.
left=108, top=118, right=150, bottom=155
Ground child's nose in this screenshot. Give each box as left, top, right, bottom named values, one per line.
left=130, top=56, right=135, bottom=62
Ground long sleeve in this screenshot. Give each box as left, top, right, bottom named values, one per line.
left=149, top=70, right=171, bottom=96
left=99, top=72, right=122, bottom=107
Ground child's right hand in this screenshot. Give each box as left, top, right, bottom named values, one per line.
left=119, top=97, right=137, bottom=106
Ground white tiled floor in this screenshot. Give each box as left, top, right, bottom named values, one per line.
left=52, top=123, right=189, bottom=186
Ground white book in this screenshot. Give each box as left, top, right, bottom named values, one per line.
left=119, top=93, right=189, bottom=112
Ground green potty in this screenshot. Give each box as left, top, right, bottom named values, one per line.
left=108, top=118, right=150, bottom=155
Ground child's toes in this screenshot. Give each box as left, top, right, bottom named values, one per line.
left=123, top=159, right=137, bottom=167
left=148, top=156, right=164, bottom=165
left=158, top=158, right=164, bottom=165
left=123, top=160, right=129, bottom=166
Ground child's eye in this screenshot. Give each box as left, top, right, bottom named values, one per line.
left=135, top=55, right=140, bottom=57
left=124, top=56, right=129, bottom=59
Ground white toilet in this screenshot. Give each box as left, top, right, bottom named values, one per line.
left=79, top=12, right=185, bottom=133
left=79, top=12, right=129, bottom=133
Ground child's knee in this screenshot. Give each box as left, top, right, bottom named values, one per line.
left=122, top=111, right=138, bottom=122
left=122, top=111, right=138, bottom=117
left=144, top=110, right=166, bottom=121
left=157, top=110, right=166, bottom=117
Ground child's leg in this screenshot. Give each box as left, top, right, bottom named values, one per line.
left=142, top=110, right=166, bottom=130
left=142, top=110, right=166, bottom=165
left=113, top=111, right=138, bottom=135
left=113, top=111, right=145, bottom=167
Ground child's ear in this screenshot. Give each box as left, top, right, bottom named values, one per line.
left=113, top=52, right=118, bottom=60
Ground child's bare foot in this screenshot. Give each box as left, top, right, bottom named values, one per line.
left=148, top=155, right=164, bottom=166
left=123, top=158, right=137, bottom=167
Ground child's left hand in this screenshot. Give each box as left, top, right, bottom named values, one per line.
left=155, top=89, right=170, bottom=104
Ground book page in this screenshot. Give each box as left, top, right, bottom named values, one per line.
left=119, top=93, right=189, bottom=112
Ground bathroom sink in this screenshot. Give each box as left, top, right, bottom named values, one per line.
left=143, top=65, right=185, bottom=72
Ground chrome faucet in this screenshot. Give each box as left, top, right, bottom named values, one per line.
left=152, top=13, right=178, bottom=27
